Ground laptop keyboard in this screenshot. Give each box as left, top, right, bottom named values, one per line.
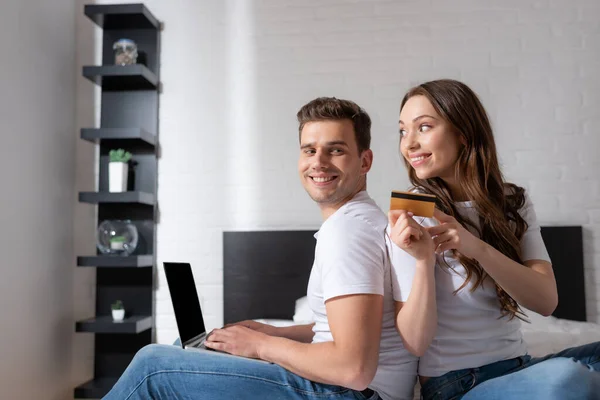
left=194, top=338, right=209, bottom=350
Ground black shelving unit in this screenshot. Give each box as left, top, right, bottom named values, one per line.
left=81, top=128, right=157, bottom=146
left=75, top=378, right=119, bottom=400
left=83, top=65, right=158, bottom=90
left=79, top=191, right=156, bottom=205
left=75, top=3, right=160, bottom=398
left=77, top=255, right=154, bottom=268
left=76, top=316, right=153, bottom=334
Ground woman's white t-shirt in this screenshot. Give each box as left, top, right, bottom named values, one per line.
left=390, top=192, right=551, bottom=377
left=308, top=191, right=418, bottom=400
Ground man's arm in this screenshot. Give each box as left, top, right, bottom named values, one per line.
left=207, top=294, right=383, bottom=391
left=274, top=324, right=315, bottom=343
left=208, top=216, right=385, bottom=390
left=225, top=320, right=315, bottom=343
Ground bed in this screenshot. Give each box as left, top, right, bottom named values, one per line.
left=520, top=226, right=600, bottom=357
left=223, top=226, right=600, bottom=395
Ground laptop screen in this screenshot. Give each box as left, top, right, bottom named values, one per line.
left=164, top=262, right=206, bottom=346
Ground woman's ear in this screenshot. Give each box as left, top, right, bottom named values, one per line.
left=457, top=131, right=467, bottom=146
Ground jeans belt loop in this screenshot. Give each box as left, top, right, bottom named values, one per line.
left=468, top=371, right=477, bottom=390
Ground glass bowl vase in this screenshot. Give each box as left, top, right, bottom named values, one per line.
left=96, top=220, right=139, bottom=256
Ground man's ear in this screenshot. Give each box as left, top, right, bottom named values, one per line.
left=360, top=149, right=373, bottom=174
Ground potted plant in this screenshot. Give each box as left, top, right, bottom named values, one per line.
left=108, top=149, right=132, bottom=192
left=111, top=300, right=125, bottom=322
left=109, top=235, right=126, bottom=252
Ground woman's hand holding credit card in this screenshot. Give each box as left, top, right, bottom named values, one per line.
left=388, top=190, right=437, bottom=261
left=389, top=190, right=437, bottom=217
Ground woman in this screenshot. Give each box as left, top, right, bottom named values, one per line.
left=387, top=79, right=600, bottom=400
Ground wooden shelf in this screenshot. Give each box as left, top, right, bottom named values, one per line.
left=79, top=191, right=155, bottom=205
left=75, top=377, right=118, bottom=399
left=76, top=315, right=152, bottom=334
left=77, top=255, right=154, bottom=268
left=81, top=128, right=156, bottom=147
left=84, top=3, right=160, bottom=30
left=83, top=65, right=158, bottom=90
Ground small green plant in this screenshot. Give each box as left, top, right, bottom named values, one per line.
left=111, top=300, right=124, bottom=310
left=110, top=236, right=126, bottom=243
left=109, top=149, right=132, bottom=163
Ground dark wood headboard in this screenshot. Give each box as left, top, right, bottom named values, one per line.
left=223, top=230, right=317, bottom=324
left=540, top=226, right=586, bottom=321
left=222, top=226, right=586, bottom=324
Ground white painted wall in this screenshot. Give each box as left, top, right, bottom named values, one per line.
left=0, top=0, right=83, bottom=399
left=76, top=0, right=600, bottom=345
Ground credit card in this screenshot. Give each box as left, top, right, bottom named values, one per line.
left=390, top=191, right=436, bottom=217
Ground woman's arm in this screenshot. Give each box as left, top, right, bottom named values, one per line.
left=474, top=246, right=557, bottom=316
left=428, top=208, right=558, bottom=316
left=394, top=257, right=437, bottom=356
left=388, top=210, right=438, bottom=356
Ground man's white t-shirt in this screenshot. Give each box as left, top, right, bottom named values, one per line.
left=307, top=191, right=418, bottom=400
left=390, top=191, right=551, bottom=377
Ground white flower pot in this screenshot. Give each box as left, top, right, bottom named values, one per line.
left=112, top=309, right=125, bottom=322
left=109, top=162, right=128, bottom=192
left=110, top=239, right=125, bottom=251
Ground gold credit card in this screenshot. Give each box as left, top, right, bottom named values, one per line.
left=390, top=190, right=437, bottom=217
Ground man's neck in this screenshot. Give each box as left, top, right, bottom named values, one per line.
left=319, top=188, right=366, bottom=221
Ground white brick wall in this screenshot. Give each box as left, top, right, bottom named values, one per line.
left=77, top=0, right=600, bottom=344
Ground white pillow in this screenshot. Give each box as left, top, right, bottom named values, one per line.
left=521, top=310, right=562, bottom=332
left=293, top=296, right=313, bottom=324
left=254, top=319, right=298, bottom=327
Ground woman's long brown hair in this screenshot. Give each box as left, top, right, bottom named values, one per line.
left=400, top=79, right=528, bottom=320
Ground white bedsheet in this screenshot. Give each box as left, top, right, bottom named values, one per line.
left=262, top=299, right=600, bottom=358
left=522, top=311, right=600, bottom=357
left=257, top=300, right=600, bottom=400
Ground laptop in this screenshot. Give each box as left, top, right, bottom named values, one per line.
left=163, top=262, right=270, bottom=363
left=163, top=262, right=212, bottom=351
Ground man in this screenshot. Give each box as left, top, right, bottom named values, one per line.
left=103, top=97, right=417, bottom=400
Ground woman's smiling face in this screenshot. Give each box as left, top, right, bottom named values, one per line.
left=399, top=95, right=462, bottom=182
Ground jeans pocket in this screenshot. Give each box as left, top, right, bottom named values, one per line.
left=426, top=372, right=475, bottom=400
left=355, top=388, right=379, bottom=400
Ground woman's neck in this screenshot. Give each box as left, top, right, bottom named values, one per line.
left=442, top=177, right=470, bottom=202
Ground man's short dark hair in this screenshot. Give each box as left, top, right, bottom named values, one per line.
left=297, top=97, right=372, bottom=153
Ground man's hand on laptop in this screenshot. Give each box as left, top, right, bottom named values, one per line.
left=205, top=325, right=270, bottom=360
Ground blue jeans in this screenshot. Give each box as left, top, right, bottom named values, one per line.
left=421, top=341, right=600, bottom=400
left=102, top=344, right=380, bottom=400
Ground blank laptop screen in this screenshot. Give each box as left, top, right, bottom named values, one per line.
left=164, top=262, right=206, bottom=345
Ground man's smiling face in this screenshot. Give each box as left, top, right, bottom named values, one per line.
left=298, top=119, right=371, bottom=216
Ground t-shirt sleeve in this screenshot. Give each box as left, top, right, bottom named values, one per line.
left=319, top=216, right=385, bottom=301
left=519, top=193, right=551, bottom=263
